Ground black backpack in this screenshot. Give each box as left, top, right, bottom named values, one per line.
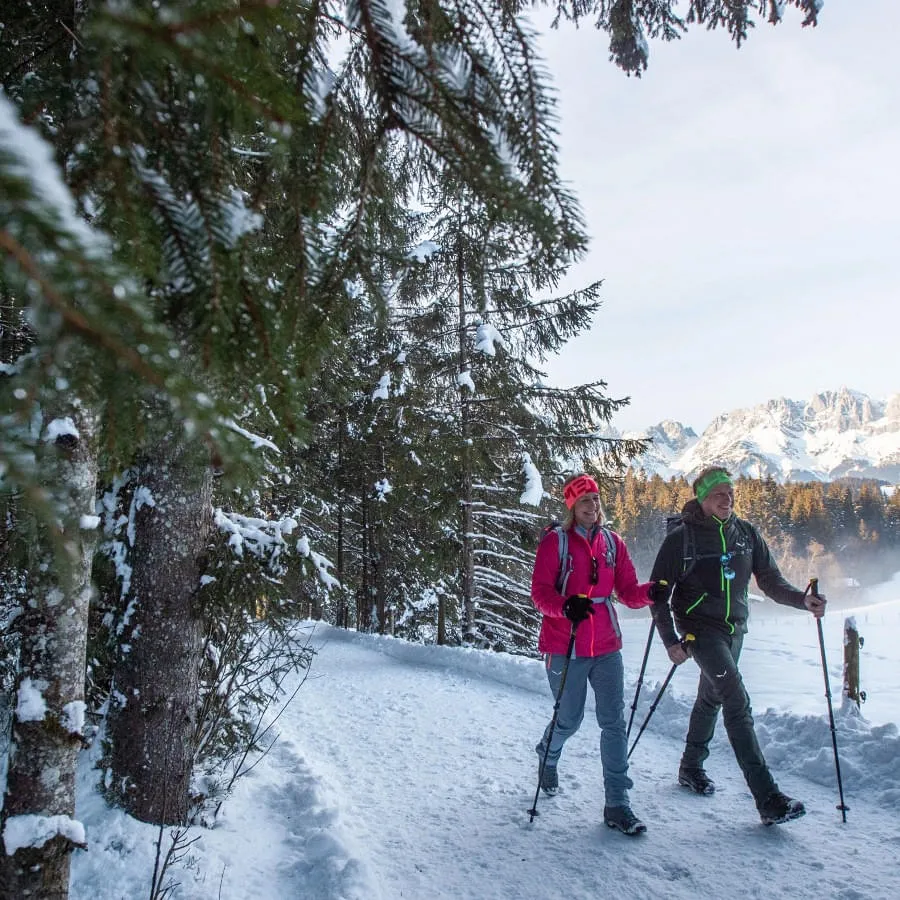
left=540, top=521, right=617, bottom=595
left=666, top=514, right=752, bottom=582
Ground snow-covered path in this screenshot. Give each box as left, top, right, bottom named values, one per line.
left=252, top=620, right=900, bottom=900
left=72, top=591, right=900, bottom=900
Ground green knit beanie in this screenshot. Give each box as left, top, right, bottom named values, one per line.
left=695, top=470, right=733, bottom=502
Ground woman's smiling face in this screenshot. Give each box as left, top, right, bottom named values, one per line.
left=573, top=492, right=601, bottom=528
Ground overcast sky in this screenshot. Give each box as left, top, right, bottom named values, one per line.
left=534, top=2, right=899, bottom=434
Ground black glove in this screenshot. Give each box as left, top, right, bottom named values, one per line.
left=648, top=580, right=671, bottom=605
left=563, top=594, right=593, bottom=624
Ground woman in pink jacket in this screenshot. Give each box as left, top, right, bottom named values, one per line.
left=531, top=473, right=655, bottom=836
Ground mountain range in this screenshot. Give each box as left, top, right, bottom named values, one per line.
left=620, top=387, right=900, bottom=484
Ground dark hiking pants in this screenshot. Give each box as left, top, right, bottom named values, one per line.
left=681, top=630, right=777, bottom=806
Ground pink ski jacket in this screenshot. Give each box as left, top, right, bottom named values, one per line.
left=531, top=525, right=653, bottom=657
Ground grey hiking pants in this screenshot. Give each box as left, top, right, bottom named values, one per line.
left=537, top=650, right=633, bottom=807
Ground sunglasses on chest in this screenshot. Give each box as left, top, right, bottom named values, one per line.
left=721, top=552, right=735, bottom=581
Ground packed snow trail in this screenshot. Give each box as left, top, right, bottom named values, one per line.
left=255, top=620, right=900, bottom=900
left=70, top=597, right=900, bottom=899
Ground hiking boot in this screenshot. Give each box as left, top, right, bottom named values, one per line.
left=603, top=805, right=647, bottom=836
left=538, top=763, right=558, bottom=795
left=758, top=791, right=806, bottom=826
left=678, top=767, right=716, bottom=795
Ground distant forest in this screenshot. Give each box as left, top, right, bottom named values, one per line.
left=605, top=470, right=900, bottom=596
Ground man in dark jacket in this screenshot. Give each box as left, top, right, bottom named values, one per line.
left=649, top=466, right=826, bottom=825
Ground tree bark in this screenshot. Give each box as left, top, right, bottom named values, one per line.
left=0, top=406, right=97, bottom=900
left=357, top=493, right=372, bottom=631
left=457, top=241, right=476, bottom=644
left=105, top=431, right=212, bottom=825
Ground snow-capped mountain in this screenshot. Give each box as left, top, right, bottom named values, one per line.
left=623, top=388, right=900, bottom=484
left=631, top=420, right=698, bottom=475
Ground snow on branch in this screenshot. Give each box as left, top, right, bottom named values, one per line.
left=42, top=417, right=79, bottom=443
left=295, top=535, right=340, bottom=590
left=372, top=373, right=391, bottom=401
left=214, top=509, right=340, bottom=590
left=407, top=240, right=441, bottom=262
left=474, top=322, right=505, bottom=357
left=457, top=369, right=475, bottom=393
left=214, top=509, right=297, bottom=567
left=219, top=187, right=264, bottom=248
left=374, top=478, right=392, bottom=502
left=223, top=419, right=280, bottom=453
left=519, top=453, right=544, bottom=506
left=0, top=91, right=106, bottom=257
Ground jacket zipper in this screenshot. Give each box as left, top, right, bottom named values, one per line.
left=717, top=520, right=735, bottom=634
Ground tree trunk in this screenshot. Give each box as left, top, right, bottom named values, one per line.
left=373, top=494, right=386, bottom=635
left=437, top=593, right=446, bottom=646
left=357, top=493, right=372, bottom=631
left=457, top=242, right=476, bottom=643
left=336, top=506, right=347, bottom=628
left=0, top=406, right=97, bottom=900
left=105, top=431, right=212, bottom=825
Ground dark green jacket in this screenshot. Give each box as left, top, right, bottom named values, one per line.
left=649, top=499, right=807, bottom=648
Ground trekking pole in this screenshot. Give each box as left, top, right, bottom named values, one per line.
left=626, top=620, right=656, bottom=742
left=528, top=620, right=578, bottom=822
left=627, top=634, right=694, bottom=760
left=809, top=577, right=849, bottom=822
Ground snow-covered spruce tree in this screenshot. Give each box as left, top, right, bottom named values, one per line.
left=293, top=188, right=648, bottom=648
left=272, top=264, right=460, bottom=640
left=380, top=191, right=646, bottom=649
left=289, top=0, right=830, bottom=649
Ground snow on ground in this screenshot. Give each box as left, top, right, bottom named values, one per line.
left=72, top=575, right=900, bottom=899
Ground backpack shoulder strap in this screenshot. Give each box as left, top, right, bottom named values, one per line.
left=553, top=525, right=571, bottom=595
left=599, top=525, right=617, bottom=571
left=677, top=521, right=698, bottom=582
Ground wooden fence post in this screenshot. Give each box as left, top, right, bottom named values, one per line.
left=842, top=616, right=865, bottom=708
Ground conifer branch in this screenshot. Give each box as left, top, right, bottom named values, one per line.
left=0, top=230, right=164, bottom=387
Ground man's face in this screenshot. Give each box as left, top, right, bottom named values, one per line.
left=573, top=493, right=601, bottom=528
left=700, top=484, right=734, bottom=520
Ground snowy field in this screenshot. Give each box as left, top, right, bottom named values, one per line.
left=71, top=574, right=900, bottom=900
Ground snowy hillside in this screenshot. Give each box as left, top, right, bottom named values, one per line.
left=624, top=387, right=900, bottom=483
left=70, top=576, right=900, bottom=900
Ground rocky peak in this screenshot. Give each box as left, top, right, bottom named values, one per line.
left=628, top=388, right=900, bottom=484
left=645, top=420, right=696, bottom=451
left=805, top=387, right=882, bottom=430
